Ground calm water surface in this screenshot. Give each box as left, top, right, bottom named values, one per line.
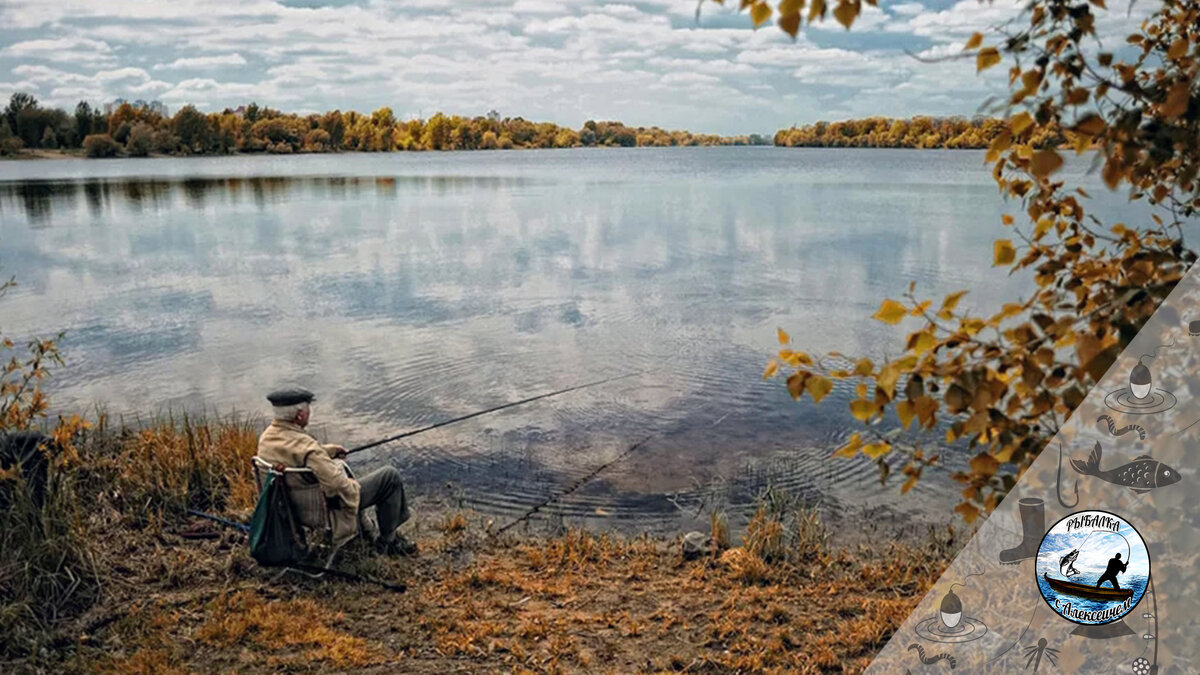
left=0, top=148, right=1147, bottom=532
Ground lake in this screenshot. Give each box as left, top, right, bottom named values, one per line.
left=0, top=147, right=1147, bottom=534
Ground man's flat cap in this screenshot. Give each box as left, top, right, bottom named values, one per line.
left=266, top=388, right=315, bottom=406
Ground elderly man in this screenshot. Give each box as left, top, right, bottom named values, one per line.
left=256, top=388, right=417, bottom=556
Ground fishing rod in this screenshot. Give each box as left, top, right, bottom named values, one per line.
left=494, top=433, right=656, bottom=535
left=346, top=371, right=644, bottom=456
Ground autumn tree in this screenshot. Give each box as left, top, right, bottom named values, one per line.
left=173, top=105, right=213, bottom=154
left=739, top=0, right=1200, bottom=520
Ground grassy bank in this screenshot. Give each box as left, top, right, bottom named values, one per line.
left=1, top=414, right=954, bottom=674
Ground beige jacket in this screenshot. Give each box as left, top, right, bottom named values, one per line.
left=257, top=420, right=360, bottom=547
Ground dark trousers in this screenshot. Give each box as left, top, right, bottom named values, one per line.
left=358, top=466, right=410, bottom=543
left=1096, top=573, right=1121, bottom=590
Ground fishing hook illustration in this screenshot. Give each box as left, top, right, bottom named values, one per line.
left=1057, top=441, right=1079, bottom=508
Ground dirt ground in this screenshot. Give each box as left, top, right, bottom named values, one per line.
left=6, top=505, right=954, bottom=675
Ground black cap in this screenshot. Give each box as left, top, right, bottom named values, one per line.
left=266, top=388, right=315, bottom=406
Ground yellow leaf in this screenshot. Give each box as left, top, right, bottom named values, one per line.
left=965, top=32, right=983, bottom=50
left=895, top=399, right=915, bottom=429
left=872, top=298, right=908, bottom=325
left=779, top=0, right=804, bottom=12
left=849, top=398, right=875, bottom=422
left=1168, top=38, right=1187, bottom=60
left=786, top=371, right=808, bottom=400
left=993, top=239, right=1016, bottom=266
left=779, top=349, right=813, bottom=367
left=833, top=432, right=861, bottom=458
left=969, top=452, right=1000, bottom=477
left=806, top=375, right=834, bottom=403
left=751, top=1, right=772, bottom=26
left=807, top=0, right=825, bottom=22
left=1001, top=213, right=1014, bottom=225
left=777, top=327, right=790, bottom=344
left=778, top=11, right=801, bottom=37
left=941, top=290, right=968, bottom=313
left=853, top=358, right=874, bottom=376
left=1034, top=217, right=1053, bottom=239
left=763, top=359, right=779, bottom=380
left=877, top=363, right=901, bottom=398
left=901, top=474, right=918, bottom=494
left=910, top=300, right=931, bottom=316
left=955, top=502, right=980, bottom=524
left=906, top=330, right=937, bottom=355
left=832, top=0, right=857, bottom=28
left=985, top=130, right=1012, bottom=163
left=976, top=47, right=1001, bottom=72
left=862, top=441, right=891, bottom=460
left=1030, top=149, right=1064, bottom=178
left=1163, top=82, right=1190, bottom=119
left=1010, top=112, right=1034, bottom=136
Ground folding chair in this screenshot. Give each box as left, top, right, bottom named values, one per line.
left=252, top=456, right=347, bottom=578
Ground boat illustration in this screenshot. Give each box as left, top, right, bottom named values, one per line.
left=1043, top=573, right=1134, bottom=601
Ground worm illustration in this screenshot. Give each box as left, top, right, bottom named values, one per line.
left=1097, top=414, right=1147, bottom=440
left=909, top=644, right=957, bottom=669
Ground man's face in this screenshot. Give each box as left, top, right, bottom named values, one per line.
left=296, top=405, right=311, bottom=428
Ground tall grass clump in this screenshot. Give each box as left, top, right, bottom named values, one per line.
left=105, top=411, right=261, bottom=523
left=0, top=445, right=99, bottom=658
left=742, top=484, right=828, bottom=566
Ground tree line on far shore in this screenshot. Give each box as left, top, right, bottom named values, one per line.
left=774, top=115, right=1065, bottom=149
left=0, top=92, right=1071, bottom=158
left=0, top=93, right=772, bottom=158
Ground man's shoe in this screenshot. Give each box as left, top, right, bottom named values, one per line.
left=375, top=536, right=418, bottom=557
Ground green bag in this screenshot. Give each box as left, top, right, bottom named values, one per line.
left=249, top=472, right=305, bottom=567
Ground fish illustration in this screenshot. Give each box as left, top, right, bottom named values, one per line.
left=1070, top=442, right=1180, bottom=494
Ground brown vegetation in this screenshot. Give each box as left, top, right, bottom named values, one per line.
left=1, top=412, right=954, bottom=674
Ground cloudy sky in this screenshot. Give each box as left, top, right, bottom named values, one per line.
left=0, top=0, right=1148, bottom=135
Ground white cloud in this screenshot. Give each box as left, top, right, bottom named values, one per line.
left=2, top=37, right=116, bottom=65
left=155, top=54, right=248, bottom=70
left=0, top=0, right=1157, bottom=133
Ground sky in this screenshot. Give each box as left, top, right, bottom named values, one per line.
left=0, top=0, right=1151, bottom=135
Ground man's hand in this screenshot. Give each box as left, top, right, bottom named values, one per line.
left=327, top=444, right=349, bottom=459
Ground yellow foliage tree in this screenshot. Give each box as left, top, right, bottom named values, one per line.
left=741, top=0, right=1200, bottom=519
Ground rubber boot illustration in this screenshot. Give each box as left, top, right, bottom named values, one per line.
left=999, top=497, right=1044, bottom=564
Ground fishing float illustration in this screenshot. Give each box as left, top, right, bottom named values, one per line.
left=1105, top=354, right=1177, bottom=415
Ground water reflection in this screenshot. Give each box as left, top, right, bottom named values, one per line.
left=1, top=174, right=537, bottom=222
left=0, top=149, right=1144, bottom=533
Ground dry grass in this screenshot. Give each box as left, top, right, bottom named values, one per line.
left=1, top=415, right=957, bottom=674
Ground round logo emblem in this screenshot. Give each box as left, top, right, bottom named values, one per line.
left=1036, top=510, right=1149, bottom=625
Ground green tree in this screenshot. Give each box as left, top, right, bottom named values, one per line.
left=73, top=101, right=95, bottom=145
left=0, top=120, right=22, bottom=156
left=173, top=105, right=212, bottom=153
left=4, top=92, right=36, bottom=140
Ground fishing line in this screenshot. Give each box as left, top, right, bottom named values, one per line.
left=494, top=434, right=657, bottom=535
left=987, top=605, right=1039, bottom=666
left=346, top=371, right=644, bottom=456
left=949, top=569, right=986, bottom=593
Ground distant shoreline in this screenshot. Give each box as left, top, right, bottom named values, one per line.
left=0, top=145, right=991, bottom=162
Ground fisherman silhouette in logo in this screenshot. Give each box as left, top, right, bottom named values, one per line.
left=1095, top=552, right=1127, bottom=590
